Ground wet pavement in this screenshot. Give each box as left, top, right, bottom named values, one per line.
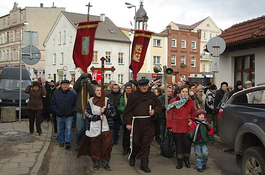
left=0, top=119, right=52, bottom=175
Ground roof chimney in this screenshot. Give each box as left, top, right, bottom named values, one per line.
left=100, top=14, right=105, bottom=22
left=40, top=3, right=43, bottom=8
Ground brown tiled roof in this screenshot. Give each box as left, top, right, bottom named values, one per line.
left=219, top=15, right=265, bottom=44
left=174, top=18, right=206, bottom=31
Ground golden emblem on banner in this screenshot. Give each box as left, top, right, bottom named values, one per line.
left=132, top=44, right=143, bottom=63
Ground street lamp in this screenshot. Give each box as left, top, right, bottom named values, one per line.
left=125, top=2, right=136, bottom=30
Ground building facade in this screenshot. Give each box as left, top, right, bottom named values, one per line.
left=0, top=2, right=65, bottom=79
left=44, top=11, right=131, bottom=83
left=162, top=24, right=201, bottom=83
left=217, top=15, right=265, bottom=87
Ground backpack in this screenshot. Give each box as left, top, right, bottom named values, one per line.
left=160, top=131, right=175, bottom=158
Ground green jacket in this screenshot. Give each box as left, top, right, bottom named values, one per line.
left=117, top=92, right=126, bottom=121
left=189, top=121, right=214, bottom=146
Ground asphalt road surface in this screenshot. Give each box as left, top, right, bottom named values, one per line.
left=38, top=128, right=241, bottom=175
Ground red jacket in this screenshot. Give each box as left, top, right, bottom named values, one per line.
left=167, top=96, right=196, bottom=133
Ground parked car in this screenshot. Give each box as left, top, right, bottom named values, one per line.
left=0, top=67, right=31, bottom=117
left=218, top=85, right=265, bottom=175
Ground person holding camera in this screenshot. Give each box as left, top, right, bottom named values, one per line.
left=25, top=81, right=47, bottom=135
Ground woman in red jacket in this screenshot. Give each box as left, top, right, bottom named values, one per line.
left=167, top=84, right=196, bottom=169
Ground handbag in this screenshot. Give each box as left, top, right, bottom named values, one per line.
left=160, top=131, right=175, bottom=158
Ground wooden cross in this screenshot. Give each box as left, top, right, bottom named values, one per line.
left=86, top=2, right=93, bottom=21
left=90, top=57, right=115, bottom=107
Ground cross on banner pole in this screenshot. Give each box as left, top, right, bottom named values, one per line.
left=90, top=57, right=115, bottom=107
left=86, top=2, right=93, bottom=21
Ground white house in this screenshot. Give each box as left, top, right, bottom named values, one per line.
left=217, top=15, right=265, bottom=87
left=44, top=11, right=131, bottom=83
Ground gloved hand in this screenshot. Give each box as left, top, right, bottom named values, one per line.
left=81, top=73, right=88, bottom=79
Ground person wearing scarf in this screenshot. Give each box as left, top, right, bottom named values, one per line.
left=167, top=84, right=196, bottom=169
left=188, top=108, right=214, bottom=172
left=117, top=82, right=133, bottom=155
left=77, top=85, right=116, bottom=171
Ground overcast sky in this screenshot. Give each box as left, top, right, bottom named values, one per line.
left=1, top=0, right=265, bottom=33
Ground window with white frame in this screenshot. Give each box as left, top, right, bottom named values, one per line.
left=105, top=74, right=111, bottom=83
left=153, top=56, right=161, bottom=64
left=60, top=52, right=64, bottom=65
left=181, top=40, right=186, bottom=48
left=203, top=33, right=206, bottom=39
left=58, top=32, right=61, bottom=45
left=171, top=55, right=176, bottom=66
left=93, top=51, right=98, bottom=63
left=118, top=52, right=124, bottom=64
left=191, top=57, right=196, bottom=67
left=153, top=39, right=161, bottom=47
left=106, top=52, right=111, bottom=63
left=118, top=74, right=124, bottom=84
left=171, top=39, right=177, bottom=47
left=181, top=56, right=186, bottom=64
left=63, top=30, right=66, bottom=44
left=191, top=41, right=196, bottom=49
left=13, top=30, right=16, bottom=41
left=53, top=53, right=56, bottom=65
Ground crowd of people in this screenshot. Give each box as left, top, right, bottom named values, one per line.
left=24, top=74, right=265, bottom=173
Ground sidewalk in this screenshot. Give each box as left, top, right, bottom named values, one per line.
left=0, top=119, right=52, bottom=175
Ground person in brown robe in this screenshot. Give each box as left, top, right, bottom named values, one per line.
left=77, top=85, right=116, bottom=170
left=123, top=79, right=162, bottom=173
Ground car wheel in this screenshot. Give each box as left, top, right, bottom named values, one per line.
left=242, top=146, right=265, bottom=175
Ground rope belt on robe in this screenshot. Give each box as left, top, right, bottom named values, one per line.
left=128, top=115, right=151, bottom=160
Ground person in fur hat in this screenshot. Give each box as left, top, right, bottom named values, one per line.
left=188, top=108, right=214, bottom=172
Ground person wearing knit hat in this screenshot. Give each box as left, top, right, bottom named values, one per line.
left=230, top=80, right=248, bottom=104
left=124, top=82, right=132, bottom=89
left=188, top=108, right=214, bottom=172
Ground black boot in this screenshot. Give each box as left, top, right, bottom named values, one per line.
left=129, top=156, right=135, bottom=166
left=141, top=159, right=151, bottom=173
left=176, top=158, right=183, bottom=169
left=184, top=156, right=191, bottom=168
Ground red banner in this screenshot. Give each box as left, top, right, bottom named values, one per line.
left=129, top=30, right=153, bottom=80
left=73, top=21, right=100, bottom=73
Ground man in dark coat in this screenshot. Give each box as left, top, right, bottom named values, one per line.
left=50, top=80, right=77, bottom=149
left=40, top=77, right=52, bottom=122
left=74, top=73, right=94, bottom=150
left=106, top=84, right=122, bottom=145
left=123, top=79, right=162, bottom=173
